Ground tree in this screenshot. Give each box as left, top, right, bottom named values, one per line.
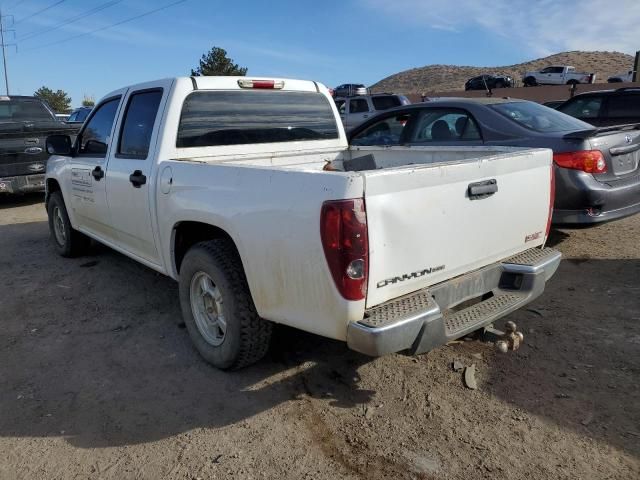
left=34, top=86, right=72, bottom=114
left=191, top=47, right=247, bottom=76
left=82, top=95, right=95, bottom=107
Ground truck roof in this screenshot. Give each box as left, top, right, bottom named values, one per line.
left=102, top=77, right=326, bottom=100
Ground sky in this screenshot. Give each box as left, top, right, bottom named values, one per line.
left=0, top=0, right=638, bottom=107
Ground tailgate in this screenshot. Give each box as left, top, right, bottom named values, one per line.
left=362, top=147, right=552, bottom=308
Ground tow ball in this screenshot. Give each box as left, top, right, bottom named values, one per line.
left=481, top=321, right=524, bottom=353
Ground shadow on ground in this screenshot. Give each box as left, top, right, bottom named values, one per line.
left=0, top=192, right=45, bottom=210
left=0, top=220, right=375, bottom=449
left=0, top=219, right=638, bottom=460
left=486, top=257, right=640, bottom=457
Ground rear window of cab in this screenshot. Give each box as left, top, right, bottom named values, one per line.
left=177, top=90, right=339, bottom=148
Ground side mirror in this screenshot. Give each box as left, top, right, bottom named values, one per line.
left=46, top=135, right=73, bottom=156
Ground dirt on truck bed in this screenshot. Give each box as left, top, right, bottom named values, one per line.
left=0, top=194, right=638, bottom=480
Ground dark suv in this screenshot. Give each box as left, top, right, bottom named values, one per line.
left=464, top=74, right=513, bottom=91
left=556, top=88, right=640, bottom=127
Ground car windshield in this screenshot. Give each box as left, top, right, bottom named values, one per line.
left=491, top=101, right=593, bottom=132
left=76, top=108, right=91, bottom=122
left=0, top=98, right=55, bottom=122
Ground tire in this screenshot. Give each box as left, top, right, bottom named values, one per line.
left=523, top=76, right=537, bottom=87
left=178, top=239, right=272, bottom=370
left=495, top=80, right=505, bottom=89
left=566, top=80, right=579, bottom=86
left=47, top=191, right=89, bottom=257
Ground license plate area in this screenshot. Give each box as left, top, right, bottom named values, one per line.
left=611, top=150, right=640, bottom=176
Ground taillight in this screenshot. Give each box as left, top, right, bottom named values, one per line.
left=553, top=150, right=607, bottom=173
left=320, top=199, right=369, bottom=301
left=237, top=79, right=284, bottom=89
left=546, top=165, right=555, bottom=238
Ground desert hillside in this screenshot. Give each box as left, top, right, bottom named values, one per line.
left=371, top=51, right=635, bottom=94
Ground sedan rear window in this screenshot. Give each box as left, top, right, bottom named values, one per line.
left=491, top=101, right=593, bottom=132
left=177, top=91, right=339, bottom=148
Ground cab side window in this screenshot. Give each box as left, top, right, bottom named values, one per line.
left=78, top=98, right=120, bottom=156
left=117, top=90, right=163, bottom=159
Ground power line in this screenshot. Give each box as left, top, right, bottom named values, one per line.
left=6, top=1, right=30, bottom=10
left=15, top=0, right=64, bottom=25
left=19, top=0, right=124, bottom=41
left=23, top=0, right=188, bottom=51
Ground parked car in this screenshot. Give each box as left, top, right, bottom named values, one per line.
left=0, top=95, right=77, bottom=194
left=607, top=70, right=635, bottom=83
left=55, top=113, right=70, bottom=122
left=464, top=74, right=513, bottom=91
left=349, top=98, right=640, bottom=226
left=65, top=106, right=92, bottom=125
left=523, top=66, right=595, bottom=86
left=542, top=100, right=566, bottom=109
left=333, top=83, right=366, bottom=97
left=44, top=76, right=560, bottom=370
left=334, top=93, right=410, bottom=131
left=556, top=88, right=640, bottom=126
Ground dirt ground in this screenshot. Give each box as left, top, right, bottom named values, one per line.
left=0, top=193, right=638, bottom=480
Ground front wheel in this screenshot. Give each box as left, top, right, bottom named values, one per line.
left=178, top=239, right=272, bottom=370
left=47, top=191, right=90, bottom=257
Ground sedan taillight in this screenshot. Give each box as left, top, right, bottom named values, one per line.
left=553, top=150, right=607, bottom=174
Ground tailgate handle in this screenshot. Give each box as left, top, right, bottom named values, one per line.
left=610, top=143, right=640, bottom=155
left=468, top=179, right=498, bottom=200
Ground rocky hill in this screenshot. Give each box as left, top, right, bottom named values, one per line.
left=371, top=51, right=635, bottom=94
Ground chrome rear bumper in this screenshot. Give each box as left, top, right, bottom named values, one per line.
left=347, top=247, right=561, bottom=357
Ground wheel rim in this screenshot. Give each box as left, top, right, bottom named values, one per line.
left=189, top=271, right=227, bottom=346
left=52, top=206, right=67, bottom=246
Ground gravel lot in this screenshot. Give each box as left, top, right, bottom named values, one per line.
left=1, top=194, right=638, bottom=480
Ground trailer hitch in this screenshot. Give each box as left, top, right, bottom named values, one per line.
left=481, top=321, right=524, bottom=353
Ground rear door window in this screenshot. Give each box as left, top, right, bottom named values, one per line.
left=558, top=97, right=603, bottom=118
left=349, top=98, right=370, bottom=113
left=350, top=113, right=414, bottom=146
left=177, top=91, right=339, bottom=147
left=410, top=110, right=481, bottom=141
left=372, top=96, right=401, bottom=111
left=117, top=90, right=163, bottom=159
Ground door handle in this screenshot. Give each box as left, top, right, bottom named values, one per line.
left=129, top=170, right=147, bottom=188
left=468, top=179, right=498, bottom=200
left=92, top=166, right=104, bottom=181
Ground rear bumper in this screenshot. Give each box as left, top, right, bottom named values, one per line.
left=347, top=247, right=561, bottom=357
left=553, top=169, right=640, bottom=225
left=0, top=174, right=46, bottom=194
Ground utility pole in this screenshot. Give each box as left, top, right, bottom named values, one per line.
left=0, top=9, right=15, bottom=95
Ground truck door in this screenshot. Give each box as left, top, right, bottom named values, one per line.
left=67, top=93, right=125, bottom=243
left=104, top=85, right=167, bottom=265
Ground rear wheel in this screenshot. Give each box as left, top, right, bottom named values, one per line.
left=47, top=191, right=89, bottom=257
left=566, top=80, right=579, bottom=86
left=178, top=239, right=272, bottom=370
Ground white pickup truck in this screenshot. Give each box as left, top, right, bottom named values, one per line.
left=44, top=76, right=561, bottom=370
left=523, top=65, right=595, bottom=86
